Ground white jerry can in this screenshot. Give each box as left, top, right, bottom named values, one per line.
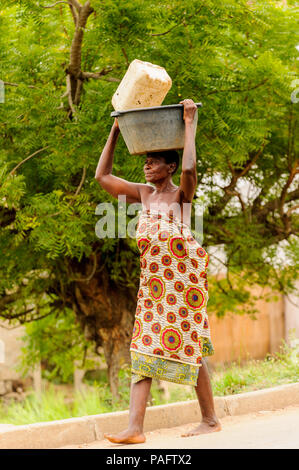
left=112, top=59, right=172, bottom=111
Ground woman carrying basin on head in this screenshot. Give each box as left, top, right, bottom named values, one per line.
left=95, top=99, right=221, bottom=444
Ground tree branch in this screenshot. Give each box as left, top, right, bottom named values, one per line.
left=216, top=277, right=229, bottom=296
left=150, top=6, right=203, bottom=37
left=209, top=140, right=267, bottom=216
left=151, top=23, right=181, bottom=36
left=0, top=307, right=35, bottom=321
left=66, top=73, right=77, bottom=117
left=69, top=3, right=78, bottom=25
left=238, top=140, right=267, bottom=177
left=73, top=166, right=86, bottom=197
left=121, top=47, right=129, bottom=67
left=69, top=1, right=94, bottom=77
left=226, top=189, right=247, bottom=214
left=252, top=174, right=283, bottom=213
left=0, top=308, right=57, bottom=324
left=82, top=66, right=113, bottom=79
left=0, top=291, right=21, bottom=310
left=68, top=0, right=82, bottom=10
left=0, top=207, right=16, bottom=228
left=59, top=4, right=71, bottom=39
left=102, top=77, right=121, bottom=83
left=74, top=78, right=83, bottom=105
left=259, top=186, right=299, bottom=217
left=57, top=87, right=69, bottom=109
left=69, top=252, right=98, bottom=282
left=204, top=79, right=269, bottom=96
left=3, top=81, right=38, bottom=89
left=287, top=204, right=299, bottom=216
left=279, top=160, right=298, bottom=216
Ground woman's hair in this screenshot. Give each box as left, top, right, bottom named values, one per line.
left=147, top=150, right=180, bottom=175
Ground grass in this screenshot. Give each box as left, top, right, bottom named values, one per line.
left=211, top=342, right=299, bottom=396
left=0, top=341, right=298, bottom=425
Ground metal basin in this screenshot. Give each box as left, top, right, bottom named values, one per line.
left=111, top=102, right=202, bottom=155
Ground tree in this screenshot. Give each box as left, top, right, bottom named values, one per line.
left=0, top=0, right=298, bottom=396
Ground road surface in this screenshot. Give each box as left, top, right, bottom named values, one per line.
left=59, top=405, right=299, bottom=449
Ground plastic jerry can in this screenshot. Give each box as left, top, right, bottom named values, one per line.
left=112, top=59, right=172, bottom=111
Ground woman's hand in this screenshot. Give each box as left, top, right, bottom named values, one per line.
left=180, top=99, right=197, bottom=124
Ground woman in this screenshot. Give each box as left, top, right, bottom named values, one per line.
left=95, top=99, right=221, bottom=444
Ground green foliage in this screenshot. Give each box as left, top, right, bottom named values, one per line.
left=212, top=340, right=299, bottom=395
left=0, top=0, right=298, bottom=379
left=0, top=386, right=72, bottom=425
left=0, top=340, right=297, bottom=425
left=17, top=307, right=94, bottom=383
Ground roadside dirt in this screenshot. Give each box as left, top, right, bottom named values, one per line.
left=59, top=404, right=299, bottom=449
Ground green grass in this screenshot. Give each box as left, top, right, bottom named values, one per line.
left=0, top=341, right=298, bottom=425
left=211, top=342, right=299, bottom=396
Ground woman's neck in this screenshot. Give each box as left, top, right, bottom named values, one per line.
left=153, top=178, right=177, bottom=194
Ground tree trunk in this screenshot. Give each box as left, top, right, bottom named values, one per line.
left=70, top=261, right=136, bottom=398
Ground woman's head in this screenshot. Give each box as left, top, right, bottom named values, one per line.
left=143, top=151, right=180, bottom=183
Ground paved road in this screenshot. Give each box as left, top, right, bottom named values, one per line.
left=60, top=405, right=299, bottom=449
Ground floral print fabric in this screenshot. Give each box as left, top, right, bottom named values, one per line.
left=130, top=208, right=214, bottom=378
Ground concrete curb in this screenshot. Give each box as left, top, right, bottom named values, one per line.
left=0, top=382, right=298, bottom=449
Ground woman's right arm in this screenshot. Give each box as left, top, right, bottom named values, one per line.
left=95, top=119, right=149, bottom=203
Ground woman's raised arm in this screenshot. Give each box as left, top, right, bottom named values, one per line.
left=95, top=119, right=149, bottom=203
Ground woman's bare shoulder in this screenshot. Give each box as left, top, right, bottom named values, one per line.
left=138, top=183, right=155, bottom=195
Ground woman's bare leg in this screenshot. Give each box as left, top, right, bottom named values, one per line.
left=182, top=359, right=221, bottom=437
left=104, top=377, right=152, bottom=444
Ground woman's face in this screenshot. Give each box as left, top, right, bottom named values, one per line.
left=143, top=154, right=173, bottom=183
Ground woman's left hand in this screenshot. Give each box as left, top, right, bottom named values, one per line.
left=180, top=99, right=197, bottom=124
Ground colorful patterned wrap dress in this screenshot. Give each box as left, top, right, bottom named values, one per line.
left=130, top=208, right=214, bottom=386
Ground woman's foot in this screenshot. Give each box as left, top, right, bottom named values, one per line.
left=181, top=418, right=222, bottom=437
left=104, top=428, right=146, bottom=444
